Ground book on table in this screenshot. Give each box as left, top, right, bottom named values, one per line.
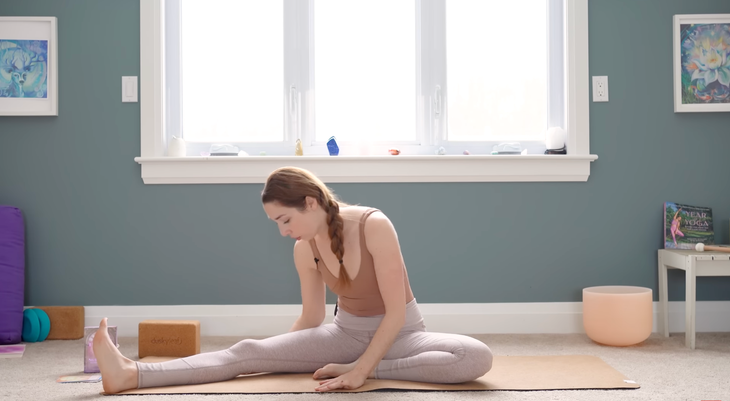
left=664, top=202, right=714, bottom=250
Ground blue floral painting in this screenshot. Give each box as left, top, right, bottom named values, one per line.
left=680, top=23, right=730, bottom=104
left=0, top=39, right=48, bottom=98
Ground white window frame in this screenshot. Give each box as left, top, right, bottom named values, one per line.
left=135, top=0, right=597, bottom=184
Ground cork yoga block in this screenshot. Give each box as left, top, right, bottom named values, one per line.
left=34, top=306, right=85, bottom=340
left=138, top=320, right=200, bottom=358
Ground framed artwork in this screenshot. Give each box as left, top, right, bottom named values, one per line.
left=673, top=14, right=730, bottom=113
left=0, top=16, right=58, bottom=116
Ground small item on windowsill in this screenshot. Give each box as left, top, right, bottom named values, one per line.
left=259, top=151, right=267, bottom=156
left=544, top=146, right=567, bottom=155
left=167, top=136, right=186, bottom=157
left=436, top=146, right=446, bottom=155
left=491, top=142, right=522, bottom=155
left=327, top=136, right=340, bottom=156
left=545, top=127, right=566, bottom=152
left=388, top=148, right=401, bottom=155
left=295, top=139, right=303, bottom=156
left=209, top=144, right=239, bottom=156
left=463, top=150, right=470, bottom=155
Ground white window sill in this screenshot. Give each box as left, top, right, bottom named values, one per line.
left=134, top=154, right=598, bottom=184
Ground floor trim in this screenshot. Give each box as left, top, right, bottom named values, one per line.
left=60, top=301, right=730, bottom=337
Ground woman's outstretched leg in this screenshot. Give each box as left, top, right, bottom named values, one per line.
left=136, top=323, right=368, bottom=389
left=95, top=319, right=371, bottom=391
left=93, top=318, right=139, bottom=393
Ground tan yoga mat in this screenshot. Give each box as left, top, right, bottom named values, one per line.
left=107, top=355, right=639, bottom=395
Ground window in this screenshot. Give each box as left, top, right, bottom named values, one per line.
left=137, top=0, right=596, bottom=184
left=174, top=1, right=284, bottom=144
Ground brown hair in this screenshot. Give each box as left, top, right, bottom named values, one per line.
left=261, top=167, right=351, bottom=288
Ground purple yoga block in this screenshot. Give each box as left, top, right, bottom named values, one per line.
left=0, top=206, right=25, bottom=345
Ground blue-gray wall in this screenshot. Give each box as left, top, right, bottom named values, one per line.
left=1, top=0, right=729, bottom=306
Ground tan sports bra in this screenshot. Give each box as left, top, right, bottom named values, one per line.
left=308, top=208, right=414, bottom=316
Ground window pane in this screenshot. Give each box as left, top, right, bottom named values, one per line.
left=315, top=0, right=416, bottom=143
left=181, top=0, right=283, bottom=142
left=446, top=0, right=547, bottom=141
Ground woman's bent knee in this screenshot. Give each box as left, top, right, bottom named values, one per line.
left=227, top=339, right=259, bottom=357
left=474, top=341, right=493, bottom=377
left=461, top=340, right=493, bottom=382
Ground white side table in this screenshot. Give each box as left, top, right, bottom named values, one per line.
left=657, top=249, right=730, bottom=349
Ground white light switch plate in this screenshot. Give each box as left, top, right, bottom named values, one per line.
left=122, top=76, right=138, bottom=102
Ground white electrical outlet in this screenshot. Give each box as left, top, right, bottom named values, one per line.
left=592, top=76, right=609, bottom=102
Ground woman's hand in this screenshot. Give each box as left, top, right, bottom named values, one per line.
left=315, top=370, right=368, bottom=392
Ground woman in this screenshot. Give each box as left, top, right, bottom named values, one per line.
left=93, top=166, right=493, bottom=393
left=671, top=208, right=684, bottom=246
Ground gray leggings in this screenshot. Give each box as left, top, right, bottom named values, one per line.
left=137, top=299, right=493, bottom=388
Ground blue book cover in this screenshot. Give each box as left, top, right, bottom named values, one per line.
left=664, top=202, right=714, bottom=249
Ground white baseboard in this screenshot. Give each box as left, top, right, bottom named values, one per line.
left=72, top=301, right=730, bottom=337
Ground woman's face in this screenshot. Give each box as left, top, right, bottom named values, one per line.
left=263, top=198, right=321, bottom=241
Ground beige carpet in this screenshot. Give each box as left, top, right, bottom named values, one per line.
left=1, top=332, right=729, bottom=401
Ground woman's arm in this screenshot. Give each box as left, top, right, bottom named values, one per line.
left=289, top=240, right=327, bottom=332
left=355, top=213, right=407, bottom=373
left=316, top=212, right=407, bottom=391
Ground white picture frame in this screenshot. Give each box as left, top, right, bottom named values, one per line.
left=673, top=14, right=730, bottom=113
left=0, top=16, right=58, bottom=116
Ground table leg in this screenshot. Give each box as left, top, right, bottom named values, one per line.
left=685, top=260, right=696, bottom=349
left=658, top=253, right=669, bottom=337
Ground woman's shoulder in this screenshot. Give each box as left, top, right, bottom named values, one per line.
left=293, top=236, right=317, bottom=257
left=293, top=238, right=317, bottom=270
left=341, top=205, right=384, bottom=217
left=343, top=207, right=395, bottom=237
left=340, top=206, right=399, bottom=250
left=340, top=206, right=389, bottom=227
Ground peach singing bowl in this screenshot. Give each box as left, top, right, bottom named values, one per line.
left=582, top=286, right=652, bottom=346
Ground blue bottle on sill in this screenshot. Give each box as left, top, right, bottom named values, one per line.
left=327, top=136, right=339, bottom=156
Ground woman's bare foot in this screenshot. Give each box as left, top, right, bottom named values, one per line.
left=313, top=360, right=375, bottom=380
left=93, top=318, right=139, bottom=393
